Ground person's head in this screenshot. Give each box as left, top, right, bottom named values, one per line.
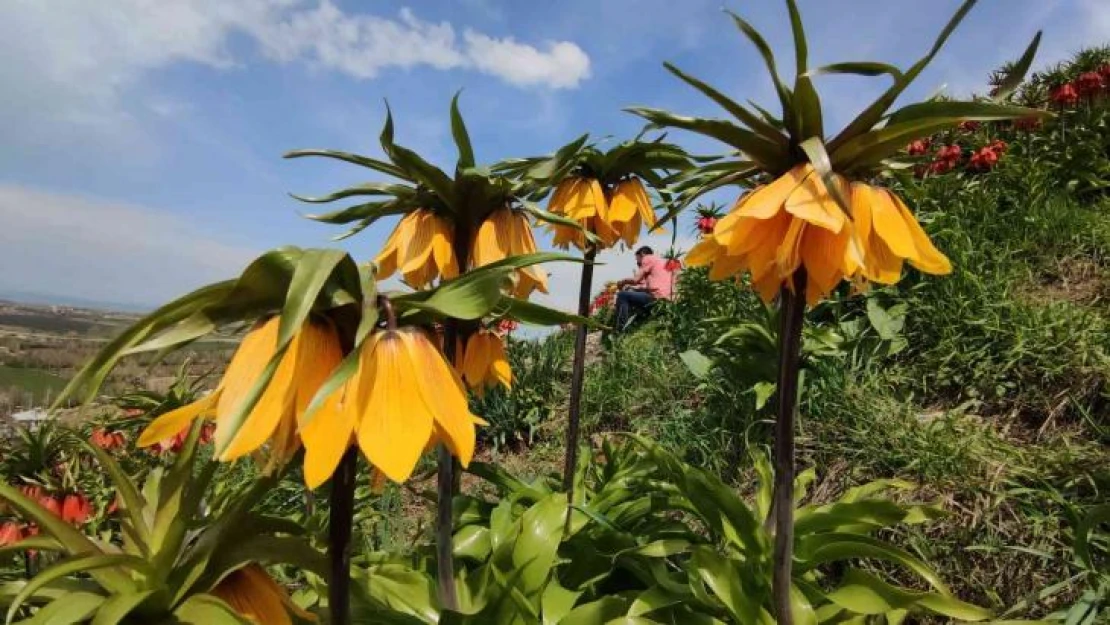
left=634, top=246, right=653, bottom=265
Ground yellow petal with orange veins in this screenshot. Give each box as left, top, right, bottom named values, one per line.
left=357, top=332, right=432, bottom=483
left=784, top=172, right=845, bottom=233
left=301, top=382, right=357, bottom=490
left=400, top=212, right=436, bottom=274
left=866, top=237, right=905, bottom=284
left=137, top=390, right=221, bottom=447
left=802, top=225, right=850, bottom=301
left=869, top=188, right=917, bottom=259
left=708, top=252, right=748, bottom=281
left=608, top=182, right=638, bottom=222
left=736, top=166, right=807, bottom=220
left=752, top=271, right=782, bottom=303
left=588, top=178, right=609, bottom=218
left=431, top=218, right=455, bottom=273
left=774, top=218, right=807, bottom=276
left=547, top=179, right=574, bottom=216
left=220, top=364, right=296, bottom=462
left=889, top=193, right=952, bottom=275
left=402, top=330, right=477, bottom=467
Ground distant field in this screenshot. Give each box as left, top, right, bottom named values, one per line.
left=0, top=365, right=68, bottom=404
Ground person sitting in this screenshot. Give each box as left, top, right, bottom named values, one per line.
left=613, top=246, right=674, bottom=331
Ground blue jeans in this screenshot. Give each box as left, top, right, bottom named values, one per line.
left=615, top=290, right=655, bottom=331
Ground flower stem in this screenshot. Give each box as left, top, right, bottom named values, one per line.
left=328, top=449, right=358, bottom=625
left=562, top=246, right=596, bottom=516
left=772, top=270, right=806, bottom=625
left=437, top=316, right=464, bottom=611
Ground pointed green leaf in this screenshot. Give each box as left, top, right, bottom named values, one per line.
left=16, top=592, right=106, bottom=625
left=290, top=182, right=412, bottom=204
left=8, top=554, right=148, bottom=624
left=626, top=107, right=788, bottom=172
left=172, top=594, right=253, bottom=624
left=825, top=569, right=991, bottom=621
left=85, top=443, right=152, bottom=551
left=306, top=200, right=412, bottom=226
left=799, top=137, right=849, bottom=214
left=91, top=590, right=155, bottom=625
left=499, top=297, right=596, bottom=328
left=283, top=149, right=408, bottom=180
left=451, top=92, right=476, bottom=169
left=726, top=11, right=795, bottom=136
left=277, top=248, right=354, bottom=349
left=993, top=31, right=1041, bottom=100
left=662, top=62, right=787, bottom=146
left=804, top=62, right=903, bottom=81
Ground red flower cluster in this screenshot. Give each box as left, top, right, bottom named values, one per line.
left=0, top=521, right=23, bottom=547
left=153, top=422, right=215, bottom=454
left=696, top=215, right=717, bottom=235
left=907, top=138, right=931, bottom=156
left=91, top=428, right=126, bottom=451
left=969, top=140, right=1007, bottom=172
left=958, top=120, right=981, bottom=132
left=665, top=258, right=683, bottom=272
left=12, top=484, right=93, bottom=526
left=590, top=291, right=614, bottom=314
left=926, top=144, right=963, bottom=174
left=1075, top=71, right=1104, bottom=97
left=496, top=318, right=519, bottom=335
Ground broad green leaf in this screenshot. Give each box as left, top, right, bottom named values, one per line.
left=628, top=586, right=685, bottom=618
left=796, top=534, right=949, bottom=592
left=85, top=443, right=152, bottom=551
left=679, top=350, right=713, bottom=379
left=992, top=31, right=1042, bottom=101
left=623, top=540, right=691, bottom=559
left=283, top=149, right=408, bottom=180
left=513, top=494, right=568, bottom=597
left=451, top=92, right=476, bottom=168
left=1074, top=503, right=1110, bottom=571
left=825, top=569, right=991, bottom=621
left=56, top=280, right=234, bottom=406
left=91, top=590, right=155, bottom=625
left=206, top=536, right=328, bottom=585
left=558, top=596, right=630, bottom=625
left=885, top=100, right=1050, bottom=127
left=541, top=582, right=582, bottom=625
left=172, top=594, right=253, bottom=624
left=688, top=547, right=761, bottom=625
left=17, top=592, right=105, bottom=625
left=454, top=525, right=492, bottom=561
left=8, top=554, right=149, bottom=623
left=500, top=297, right=596, bottom=328
left=791, top=583, right=818, bottom=625
left=278, top=248, right=354, bottom=349
left=364, top=564, right=439, bottom=623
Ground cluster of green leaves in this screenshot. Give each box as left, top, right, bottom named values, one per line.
left=343, top=437, right=985, bottom=623
left=470, top=334, right=572, bottom=453
left=287, top=94, right=594, bottom=241
left=0, top=423, right=325, bottom=624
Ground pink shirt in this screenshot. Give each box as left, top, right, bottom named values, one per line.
left=633, top=254, right=674, bottom=299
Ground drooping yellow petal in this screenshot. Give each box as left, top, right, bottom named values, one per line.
left=735, top=166, right=808, bottom=220
left=460, top=332, right=490, bottom=388
left=488, top=336, right=512, bottom=390
left=430, top=217, right=457, bottom=277
left=783, top=170, right=846, bottom=233
left=213, top=318, right=283, bottom=454
left=685, top=237, right=721, bottom=267
left=707, top=251, right=748, bottom=281
left=301, top=388, right=355, bottom=490
left=137, top=390, right=220, bottom=447
left=888, top=191, right=952, bottom=275
left=400, top=212, right=436, bottom=274
left=608, top=180, right=640, bottom=222
left=869, top=188, right=917, bottom=259
left=402, top=330, right=477, bottom=467
left=356, top=332, right=433, bottom=483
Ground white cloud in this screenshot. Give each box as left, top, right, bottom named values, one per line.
left=0, top=185, right=257, bottom=308
left=0, top=0, right=590, bottom=144
left=463, top=32, right=591, bottom=89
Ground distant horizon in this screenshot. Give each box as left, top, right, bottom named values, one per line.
left=0, top=288, right=152, bottom=314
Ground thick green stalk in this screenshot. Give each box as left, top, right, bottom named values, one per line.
left=772, top=270, right=807, bottom=625
left=562, top=246, right=597, bottom=511
left=328, top=449, right=358, bottom=625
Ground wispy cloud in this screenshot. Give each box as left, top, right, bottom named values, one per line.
left=0, top=184, right=257, bottom=308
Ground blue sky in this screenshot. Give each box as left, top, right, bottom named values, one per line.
left=1, top=0, right=1106, bottom=312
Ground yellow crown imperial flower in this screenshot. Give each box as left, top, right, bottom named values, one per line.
left=472, top=207, right=549, bottom=298
left=137, top=316, right=342, bottom=470
left=375, top=209, right=459, bottom=288
left=301, top=326, right=481, bottom=489
left=458, top=328, right=512, bottom=393
left=547, top=176, right=620, bottom=250
left=607, top=177, right=657, bottom=248
left=687, top=164, right=951, bottom=304
left=211, top=563, right=316, bottom=625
